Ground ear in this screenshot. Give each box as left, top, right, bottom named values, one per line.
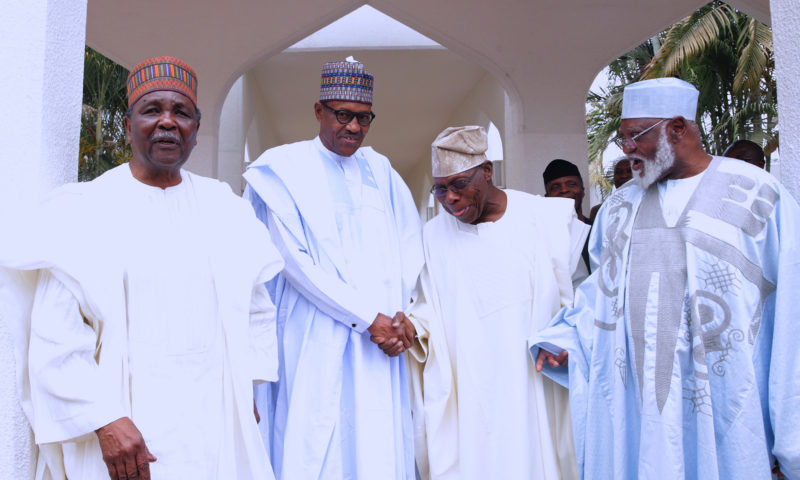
left=314, top=102, right=324, bottom=122
left=482, top=162, right=494, bottom=181
left=668, top=116, right=688, bottom=142
left=124, top=117, right=132, bottom=141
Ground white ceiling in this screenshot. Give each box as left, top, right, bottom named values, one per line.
left=287, top=5, right=442, bottom=51
left=84, top=0, right=773, bottom=190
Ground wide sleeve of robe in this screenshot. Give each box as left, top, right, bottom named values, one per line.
left=405, top=267, right=459, bottom=480
left=764, top=186, right=800, bottom=478
left=243, top=182, right=379, bottom=333
left=29, top=271, right=125, bottom=444
left=248, top=280, right=279, bottom=384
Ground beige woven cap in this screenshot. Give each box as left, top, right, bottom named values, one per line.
left=431, top=126, right=488, bottom=177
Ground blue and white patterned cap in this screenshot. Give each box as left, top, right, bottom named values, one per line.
left=320, top=57, right=374, bottom=105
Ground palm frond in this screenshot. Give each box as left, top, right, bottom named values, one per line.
left=734, top=18, right=771, bottom=91
left=643, top=3, right=734, bottom=79
left=585, top=1, right=777, bottom=194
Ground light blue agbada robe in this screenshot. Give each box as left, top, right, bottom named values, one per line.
left=243, top=137, right=424, bottom=480
left=531, top=157, right=800, bottom=479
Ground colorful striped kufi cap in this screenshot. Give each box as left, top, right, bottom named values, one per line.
left=320, top=57, right=374, bottom=105
left=126, top=56, right=198, bottom=108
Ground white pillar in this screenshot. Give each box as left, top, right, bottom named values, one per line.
left=0, top=0, right=87, bottom=477
left=218, top=77, right=246, bottom=194
left=772, top=0, right=800, bottom=201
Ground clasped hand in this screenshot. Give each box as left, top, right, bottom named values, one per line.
left=368, top=312, right=415, bottom=357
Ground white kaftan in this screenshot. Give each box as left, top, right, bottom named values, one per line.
left=406, top=190, right=587, bottom=480
left=244, top=137, right=424, bottom=480
left=1, top=164, right=283, bottom=480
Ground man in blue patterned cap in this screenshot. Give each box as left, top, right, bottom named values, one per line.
left=0, top=56, right=284, bottom=480
left=243, top=57, right=423, bottom=479
left=532, top=77, right=800, bottom=478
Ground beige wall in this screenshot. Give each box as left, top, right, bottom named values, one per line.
left=243, top=72, right=282, bottom=165
left=217, top=72, right=283, bottom=194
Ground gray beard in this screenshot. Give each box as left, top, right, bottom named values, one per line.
left=633, top=128, right=675, bottom=189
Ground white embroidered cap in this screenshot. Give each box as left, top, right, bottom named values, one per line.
left=431, top=126, right=488, bottom=177
left=621, top=77, right=699, bottom=120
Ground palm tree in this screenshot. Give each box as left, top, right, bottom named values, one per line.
left=641, top=1, right=776, bottom=157
left=586, top=40, right=656, bottom=200
left=79, top=47, right=131, bottom=181
left=586, top=1, right=777, bottom=199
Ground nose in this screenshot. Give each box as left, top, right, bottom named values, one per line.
left=444, top=188, right=460, bottom=204
left=157, top=111, right=177, bottom=129
left=344, top=116, right=362, bottom=133
left=621, top=140, right=636, bottom=155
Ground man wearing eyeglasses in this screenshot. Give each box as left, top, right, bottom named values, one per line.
left=242, top=58, right=423, bottom=480
left=398, top=126, right=588, bottom=479
left=532, top=78, right=800, bottom=479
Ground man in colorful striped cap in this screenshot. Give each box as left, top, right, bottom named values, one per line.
left=244, top=57, right=423, bottom=479
left=0, top=56, right=283, bottom=479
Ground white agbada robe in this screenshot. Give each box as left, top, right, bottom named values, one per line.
left=406, top=190, right=587, bottom=480
left=0, top=164, right=283, bottom=480
left=244, top=137, right=424, bottom=480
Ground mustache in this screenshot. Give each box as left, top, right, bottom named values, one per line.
left=151, top=132, right=181, bottom=143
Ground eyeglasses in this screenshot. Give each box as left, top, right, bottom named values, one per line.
left=430, top=166, right=481, bottom=197
left=321, top=103, right=376, bottom=127
left=612, top=118, right=667, bottom=150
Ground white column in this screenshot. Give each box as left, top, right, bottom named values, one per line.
left=504, top=91, right=591, bottom=215
left=0, top=0, right=87, bottom=477
left=772, top=0, right=800, bottom=200
left=218, top=77, right=246, bottom=193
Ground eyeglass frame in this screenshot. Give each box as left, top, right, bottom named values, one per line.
left=613, top=118, right=667, bottom=150
left=430, top=165, right=482, bottom=197
left=320, top=102, right=376, bottom=127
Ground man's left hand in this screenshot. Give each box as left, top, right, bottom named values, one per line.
left=96, top=417, right=156, bottom=480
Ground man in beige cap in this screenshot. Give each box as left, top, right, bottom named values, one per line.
left=243, top=58, right=423, bottom=480
left=533, top=78, right=800, bottom=479
left=395, top=126, right=587, bottom=479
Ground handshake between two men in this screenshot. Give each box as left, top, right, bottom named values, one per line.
left=367, top=312, right=415, bottom=357
left=366, top=310, right=574, bottom=365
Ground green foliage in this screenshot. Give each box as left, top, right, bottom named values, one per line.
left=79, top=47, right=131, bottom=182
left=586, top=41, right=654, bottom=200
left=587, top=1, right=777, bottom=198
